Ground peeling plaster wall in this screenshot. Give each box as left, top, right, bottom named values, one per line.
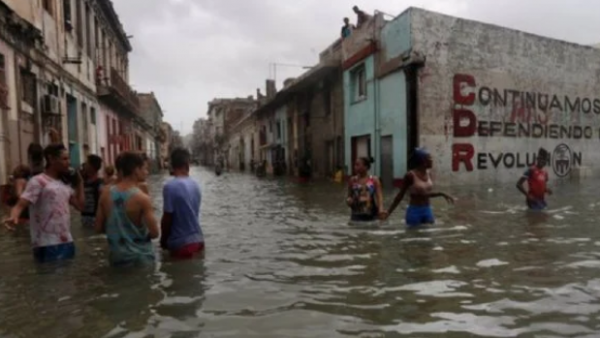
left=410, top=8, right=600, bottom=185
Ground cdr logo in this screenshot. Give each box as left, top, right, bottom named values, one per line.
left=552, top=143, right=572, bottom=177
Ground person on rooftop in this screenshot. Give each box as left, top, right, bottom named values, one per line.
left=353, top=6, right=371, bottom=29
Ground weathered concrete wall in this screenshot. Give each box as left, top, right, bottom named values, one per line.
left=410, top=8, right=600, bottom=185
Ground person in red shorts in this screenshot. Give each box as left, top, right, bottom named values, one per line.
left=160, top=148, right=204, bottom=259
left=517, top=148, right=552, bottom=210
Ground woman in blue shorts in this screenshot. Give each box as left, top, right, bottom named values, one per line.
left=384, top=148, right=454, bottom=227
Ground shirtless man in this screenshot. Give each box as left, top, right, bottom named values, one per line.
left=95, top=151, right=159, bottom=267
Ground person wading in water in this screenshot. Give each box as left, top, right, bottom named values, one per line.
left=516, top=148, right=552, bottom=210
left=384, top=148, right=454, bottom=227
left=346, top=157, right=387, bottom=223
left=95, top=151, right=159, bottom=267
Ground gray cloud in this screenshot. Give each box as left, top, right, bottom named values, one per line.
left=111, top=0, right=599, bottom=134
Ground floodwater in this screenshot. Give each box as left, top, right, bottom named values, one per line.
left=1, top=167, right=600, bottom=337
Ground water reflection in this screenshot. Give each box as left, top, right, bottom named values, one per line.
left=1, top=166, right=600, bottom=337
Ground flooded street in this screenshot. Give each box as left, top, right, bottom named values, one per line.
left=2, top=166, right=600, bottom=337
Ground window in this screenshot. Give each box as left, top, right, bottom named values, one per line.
left=47, top=83, right=59, bottom=96
left=43, top=0, right=54, bottom=16
left=0, top=54, right=6, bottom=84
left=75, top=0, right=83, bottom=48
left=85, top=4, right=92, bottom=57
left=94, top=17, right=99, bottom=48
left=351, top=64, right=366, bottom=102
left=0, top=54, right=8, bottom=109
left=90, top=108, right=96, bottom=125
left=276, top=120, right=281, bottom=139
left=63, top=0, right=72, bottom=30
left=20, top=70, right=36, bottom=107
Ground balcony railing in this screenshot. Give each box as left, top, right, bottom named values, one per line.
left=97, top=67, right=140, bottom=115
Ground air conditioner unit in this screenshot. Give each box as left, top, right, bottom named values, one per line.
left=43, top=94, right=59, bottom=114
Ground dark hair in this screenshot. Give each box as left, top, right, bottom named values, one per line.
left=538, top=147, right=549, bottom=160
left=358, top=156, right=374, bottom=169
left=353, top=5, right=359, bottom=10
left=115, top=153, right=124, bottom=172
left=28, top=143, right=44, bottom=163
left=170, top=147, right=190, bottom=169
left=43, top=143, right=66, bottom=167
left=12, top=164, right=30, bottom=179
left=118, top=152, right=144, bottom=177
left=87, top=154, right=103, bottom=171
left=104, top=165, right=115, bottom=177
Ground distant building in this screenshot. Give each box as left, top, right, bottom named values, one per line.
left=138, top=92, right=165, bottom=171
left=251, top=40, right=345, bottom=178
left=205, top=96, right=257, bottom=169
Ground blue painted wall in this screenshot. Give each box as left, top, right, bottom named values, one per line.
left=379, top=71, right=408, bottom=178
left=343, top=9, right=413, bottom=179
left=344, top=55, right=376, bottom=170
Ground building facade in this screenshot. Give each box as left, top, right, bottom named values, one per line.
left=138, top=92, right=164, bottom=171
left=252, top=45, right=345, bottom=178
left=205, top=96, right=257, bottom=170
left=0, top=0, right=165, bottom=197
left=343, top=7, right=600, bottom=186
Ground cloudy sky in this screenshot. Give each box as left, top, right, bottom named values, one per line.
left=112, top=0, right=598, bottom=135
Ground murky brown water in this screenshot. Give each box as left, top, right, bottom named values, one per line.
left=1, top=167, right=600, bottom=337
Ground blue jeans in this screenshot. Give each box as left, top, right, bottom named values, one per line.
left=33, top=242, right=75, bottom=263
left=406, top=205, right=435, bottom=227
left=527, top=199, right=547, bottom=210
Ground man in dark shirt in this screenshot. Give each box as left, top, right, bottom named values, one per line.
left=341, top=17, right=355, bottom=39
left=353, top=6, right=371, bottom=29
left=81, top=154, right=103, bottom=228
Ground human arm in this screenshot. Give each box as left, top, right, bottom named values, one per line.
left=160, top=184, right=173, bottom=249
left=373, top=177, right=387, bottom=219
left=545, top=172, right=552, bottom=195
left=14, top=178, right=26, bottom=197
left=427, top=192, right=455, bottom=204
left=138, top=182, right=149, bottom=196
left=140, top=194, right=160, bottom=239
left=94, top=188, right=108, bottom=234
left=345, top=177, right=354, bottom=207
left=386, top=173, right=413, bottom=218
left=516, top=169, right=531, bottom=198
left=4, top=178, right=39, bottom=230
left=69, top=172, right=85, bottom=211
left=4, top=198, right=31, bottom=230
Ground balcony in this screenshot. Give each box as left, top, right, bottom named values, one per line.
left=97, top=67, right=140, bottom=116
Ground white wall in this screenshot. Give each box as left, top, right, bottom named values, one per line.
left=411, top=8, right=600, bottom=185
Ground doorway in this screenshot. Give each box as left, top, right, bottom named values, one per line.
left=351, top=134, right=371, bottom=175
left=380, top=136, right=393, bottom=189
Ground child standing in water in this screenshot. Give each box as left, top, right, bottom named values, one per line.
left=385, top=148, right=454, bottom=227
left=516, top=148, right=552, bottom=210
left=346, top=157, right=387, bottom=222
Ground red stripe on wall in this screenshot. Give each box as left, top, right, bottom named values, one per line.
left=342, top=42, right=377, bottom=70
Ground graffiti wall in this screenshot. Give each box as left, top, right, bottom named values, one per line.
left=409, top=8, right=600, bottom=185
